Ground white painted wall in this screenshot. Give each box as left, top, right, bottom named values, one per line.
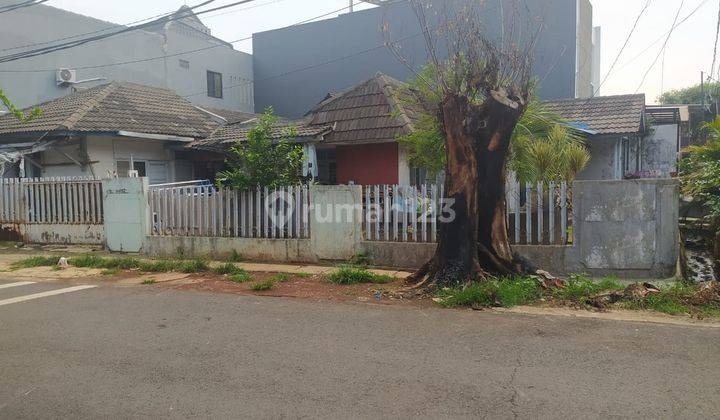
left=642, top=124, right=679, bottom=177
left=39, top=136, right=180, bottom=183
left=0, top=3, right=253, bottom=112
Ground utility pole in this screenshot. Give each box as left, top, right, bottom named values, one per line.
left=349, top=0, right=353, bottom=12
left=701, top=71, right=705, bottom=110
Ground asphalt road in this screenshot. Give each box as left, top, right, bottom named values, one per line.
left=0, top=279, right=719, bottom=419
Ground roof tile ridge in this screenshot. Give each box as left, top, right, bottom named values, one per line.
left=60, top=83, right=119, bottom=130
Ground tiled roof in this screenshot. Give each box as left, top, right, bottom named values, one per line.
left=542, top=94, right=646, bottom=135
left=305, top=73, right=422, bottom=144
left=0, top=81, right=220, bottom=138
left=203, top=107, right=263, bottom=124
left=192, top=120, right=332, bottom=152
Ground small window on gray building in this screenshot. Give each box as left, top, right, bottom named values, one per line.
left=179, top=59, right=190, bottom=69
left=207, top=70, right=223, bottom=98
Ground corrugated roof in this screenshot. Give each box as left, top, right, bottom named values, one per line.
left=0, top=81, right=220, bottom=138
left=542, top=94, right=646, bottom=135
left=192, top=120, right=332, bottom=152
left=305, top=73, right=421, bottom=144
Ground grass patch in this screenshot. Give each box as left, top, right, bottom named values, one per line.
left=10, top=256, right=58, bottom=270
left=296, top=272, right=312, bottom=278
left=553, top=274, right=624, bottom=302
left=177, top=258, right=209, bottom=273
left=250, top=279, right=275, bottom=291
left=327, top=265, right=394, bottom=285
left=137, top=259, right=176, bottom=273
left=228, top=250, right=243, bottom=262
left=230, top=271, right=252, bottom=283
left=141, top=279, right=156, bottom=285
left=620, top=282, right=696, bottom=315
left=272, top=273, right=291, bottom=283
left=213, top=262, right=245, bottom=276
left=101, top=268, right=121, bottom=276
left=435, top=277, right=542, bottom=308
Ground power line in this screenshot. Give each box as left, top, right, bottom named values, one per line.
left=0, top=1, right=364, bottom=73
left=182, top=30, right=423, bottom=99
left=634, top=0, right=685, bottom=94
left=617, top=0, right=709, bottom=71
left=0, top=0, right=47, bottom=14
left=0, top=0, right=267, bottom=64
left=592, top=0, right=652, bottom=97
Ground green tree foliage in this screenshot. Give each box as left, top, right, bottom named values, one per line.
left=659, top=82, right=719, bottom=105
left=1, top=88, right=41, bottom=122
left=216, top=108, right=304, bottom=190
left=396, top=64, right=589, bottom=184
left=680, top=117, right=720, bottom=231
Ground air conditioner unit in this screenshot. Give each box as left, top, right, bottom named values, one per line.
left=56, top=68, right=76, bottom=86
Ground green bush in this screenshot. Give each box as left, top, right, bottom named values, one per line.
left=435, top=277, right=542, bottom=308
left=137, top=260, right=177, bottom=273
left=230, top=271, right=252, bottom=283
left=213, top=263, right=245, bottom=275
left=178, top=258, right=209, bottom=273
left=272, top=273, right=291, bottom=283
left=250, top=279, right=275, bottom=291
left=327, top=265, right=393, bottom=285
left=435, top=282, right=497, bottom=308
left=68, top=255, right=106, bottom=268
left=622, top=283, right=695, bottom=315
left=10, top=256, right=58, bottom=270
left=553, top=274, right=624, bottom=301
left=495, top=277, right=542, bottom=307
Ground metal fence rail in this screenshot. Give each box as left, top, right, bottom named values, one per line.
left=150, top=185, right=311, bottom=239
left=0, top=177, right=103, bottom=225
left=362, top=179, right=572, bottom=245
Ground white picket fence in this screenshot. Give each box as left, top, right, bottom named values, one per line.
left=0, top=177, right=104, bottom=225
left=149, top=185, right=310, bottom=238
left=362, top=184, right=444, bottom=243
left=362, top=180, right=572, bottom=245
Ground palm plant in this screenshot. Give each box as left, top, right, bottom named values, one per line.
left=509, top=100, right=589, bottom=184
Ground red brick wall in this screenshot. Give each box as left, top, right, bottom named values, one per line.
left=335, top=142, right=398, bottom=185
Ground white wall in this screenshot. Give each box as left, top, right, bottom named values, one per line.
left=0, top=3, right=253, bottom=112
left=577, top=136, right=620, bottom=181
left=40, top=136, right=179, bottom=183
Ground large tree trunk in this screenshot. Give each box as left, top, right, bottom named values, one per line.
left=412, top=90, right=527, bottom=287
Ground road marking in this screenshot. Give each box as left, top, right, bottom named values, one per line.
left=0, top=285, right=97, bottom=307
left=0, top=281, right=35, bottom=290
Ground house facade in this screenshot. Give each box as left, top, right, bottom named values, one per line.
left=0, top=3, right=253, bottom=112
left=0, top=81, right=221, bottom=183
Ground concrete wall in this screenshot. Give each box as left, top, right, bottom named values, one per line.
left=253, top=0, right=588, bottom=118
left=642, top=124, right=679, bottom=177
left=0, top=2, right=253, bottom=112
left=577, top=135, right=620, bottom=180
left=568, top=179, right=679, bottom=278
left=137, top=179, right=680, bottom=279
left=6, top=224, right=105, bottom=245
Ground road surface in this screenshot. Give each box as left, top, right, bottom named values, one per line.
left=0, top=279, right=718, bottom=418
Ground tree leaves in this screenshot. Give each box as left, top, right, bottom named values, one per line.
left=216, top=108, right=305, bottom=190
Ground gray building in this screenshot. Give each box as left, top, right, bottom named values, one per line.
left=253, top=0, right=600, bottom=118
left=0, top=2, right=253, bottom=112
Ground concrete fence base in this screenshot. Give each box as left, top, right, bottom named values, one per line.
left=106, top=179, right=680, bottom=279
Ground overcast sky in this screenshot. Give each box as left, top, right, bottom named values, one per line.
left=46, top=0, right=718, bottom=103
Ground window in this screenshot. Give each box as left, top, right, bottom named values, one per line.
left=207, top=70, right=223, bottom=98
left=179, top=59, right=190, bottom=70
left=116, top=160, right=146, bottom=177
